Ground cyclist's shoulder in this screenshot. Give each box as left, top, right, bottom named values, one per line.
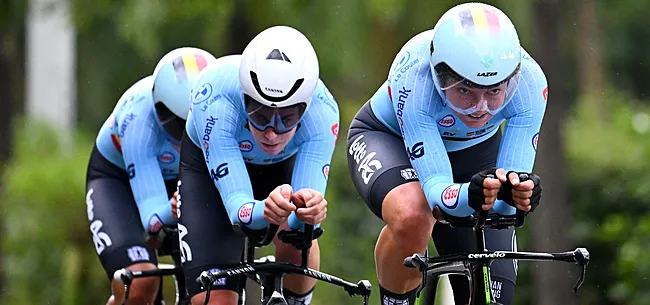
left=190, top=55, right=243, bottom=109
left=505, top=47, right=548, bottom=113
left=387, top=30, right=434, bottom=86
left=518, top=47, right=547, bottom=84
left=307, top=79, right=339, bottom=116
left=113, top=76, right=155, bottom=123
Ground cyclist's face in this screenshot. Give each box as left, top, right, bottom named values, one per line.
left=445, top=82, right=507, bottom=128
left=249, top=122, right=297, bottom=155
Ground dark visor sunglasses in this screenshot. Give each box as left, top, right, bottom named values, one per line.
left=244, top=94, right=307, bottom=134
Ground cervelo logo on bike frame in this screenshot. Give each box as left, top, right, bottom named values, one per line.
left=468, top=252, right=506, bottom=259
left=441, top=184, right=461, bottom=209
left=349, top=135, right=383, bottom=185
left=438, top=114, right=456, bottom=127
left=238, top=202, right=254, bottom=225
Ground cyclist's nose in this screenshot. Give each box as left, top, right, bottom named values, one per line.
left=264, top=127, right=279, bottom=140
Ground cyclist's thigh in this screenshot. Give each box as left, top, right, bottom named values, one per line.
left=86, top=145, right=158, bottom=280
left=346, top=101, right=418, bottom=221
left=177, top=131, right=245, bottom=298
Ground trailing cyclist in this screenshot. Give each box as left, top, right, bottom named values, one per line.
left=85, top=47, right=217, bottom=304
left=176, top=25, right=339, bottom=305
left=346, top=3, right=544, bottom=304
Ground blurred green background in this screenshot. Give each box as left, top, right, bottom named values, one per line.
left=1, top=0, right=650, bottom=304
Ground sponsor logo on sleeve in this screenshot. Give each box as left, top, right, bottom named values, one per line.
left=238, top=202, right=254, bottom=225
left=193, top=83, right=213, bottom=104
left=441, top=184, right=462, bottom=209
left=322, top=164, right=330, bottom=179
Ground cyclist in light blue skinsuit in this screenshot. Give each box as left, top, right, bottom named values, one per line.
left=346, top=3, right=545, bottom=304
left=176, top=26, right=339, bottom=305
left=85, top=47, right=216, bottom=305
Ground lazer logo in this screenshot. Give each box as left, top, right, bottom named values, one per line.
left=477, top=72, right=498, bottom=77
left=468, top=252, right=506, bottom=259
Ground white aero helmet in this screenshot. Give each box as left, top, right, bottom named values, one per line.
left=430, top=2, right=521, bottom=115
left=152, top=47, right=217, bottom=120
left=239, top=25, right=319, bottom=133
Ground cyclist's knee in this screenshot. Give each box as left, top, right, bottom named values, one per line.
left=110, top=263, right=160, bottom=305
left=190, top=290, right=238, bottom=305
left=383, top=183, right=434, bottom=244
left=274, top=237, right=319, bottom=262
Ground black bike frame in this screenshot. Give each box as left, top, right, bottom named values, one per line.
left=406, top=209, right=590, bottom=305
left=116, top=228, right=190, bottom=305
left=198, top=224, right=371, bottom=305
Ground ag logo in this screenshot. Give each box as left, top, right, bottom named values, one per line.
left=407, top=142, right=425, bottom=160
left=210, top=163, right=229, bottom=181
left=127, top=164, right=136, bottom=179
left=542, top=87, right=548, bottom=101
left=441, top=184, right=461, bottom=209
left=532, top=132, right=539, bottom=151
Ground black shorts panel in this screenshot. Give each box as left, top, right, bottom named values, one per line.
left=85, top=145, right=160, bottom=280
left=177, top=131, right=295, bottom=297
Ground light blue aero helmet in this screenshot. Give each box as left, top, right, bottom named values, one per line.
left=152, top=47, right=218, bottom=120
left=430, top=2, right=521, bottom=115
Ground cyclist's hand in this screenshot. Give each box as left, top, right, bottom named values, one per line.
left=171, top=191, right=179, bottom=220
left=264, top=184, right=296, bottom=225
left=468, top=168, right=506, bottom=211
left=293, top=189, right=327, bottom=225
left=145, top=214, right=166, bottom=249
left=499, top=171, right=542, bottom=213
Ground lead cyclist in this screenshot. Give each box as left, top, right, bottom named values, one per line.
left=346, top=3, right=545, bottom=304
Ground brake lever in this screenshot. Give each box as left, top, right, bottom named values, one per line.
left=403, top=253, right=429, bottom=297
left=573, top=248, right=590, bottom=293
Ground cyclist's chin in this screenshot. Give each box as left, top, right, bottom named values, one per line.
left=454, top=112, right=493, bottom=128
left=260, top=142, right=288, bottom=155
